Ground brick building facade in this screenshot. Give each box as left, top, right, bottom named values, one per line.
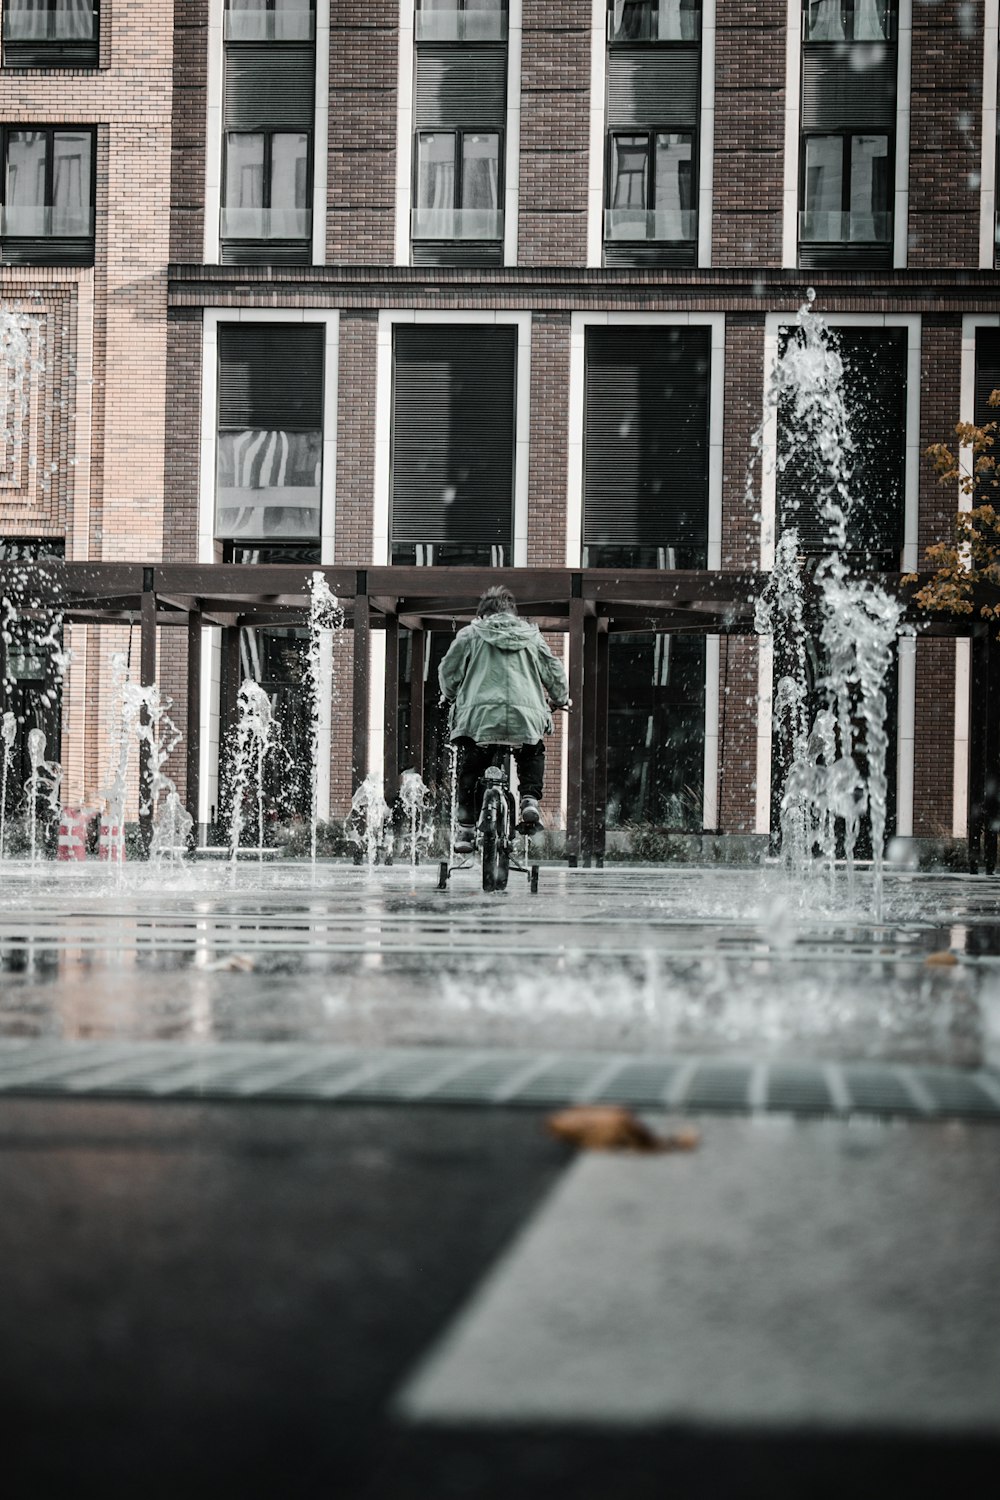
left=2, top=0, right=999, bottom=849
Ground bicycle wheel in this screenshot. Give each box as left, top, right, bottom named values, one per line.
left=481, top=799, right=500, bottom=892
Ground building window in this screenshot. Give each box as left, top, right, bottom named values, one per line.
left=606, top=634, right=706, bottom=830
left=582, top=326, right=711, bottom=570
left=803, top=0, right=894, bottom=42
left=413, top=130, right=502, bottom=243
left=776, top=326, right=906, bottom=566
left=798, top=0, right=897, bottom=268
left=215, top=324, right=324, bottom=542
left=0, top=127, right=94, bottom=265
left=0, top=537, right=65, bottom=809
left=390, top=325, right=516, bottom=566
left=974, top=328, right=1000, bottom=497
left=224, top=0, right=315, bottom=43
left=222, top=132, right=311, bottom=246
left=220, top=8, right=315, bottom=265
left=411, top=5, right=507, bottom=265
left=608, top=0, right=700, bottom=44
left=800, top=133, right=892, bottom=247
left=603, top=3, right=700, bottom=266
left=415, top=0, right=507, bottom=44
left=1, top=0, right=98, bottom=67
left=606, top=131, right=695, bottom=245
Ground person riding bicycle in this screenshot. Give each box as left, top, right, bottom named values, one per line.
left=439, top=586, right=569, bottom=846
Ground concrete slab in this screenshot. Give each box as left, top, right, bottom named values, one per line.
left=398, top=1115, right=1000, bottom=1432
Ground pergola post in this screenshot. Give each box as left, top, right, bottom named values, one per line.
left=185, top=610, right=202, bottom=836
left=138, top=577, right=156, bottom=853
left=566, top=585, right=585, bottom=866
left=383, top=609, right=399, bottom=804
left=352, top=572, right=370, bottom=794
left=580, top=612, right=599, bottom=866
left=593, top=623, right=610, bottom=867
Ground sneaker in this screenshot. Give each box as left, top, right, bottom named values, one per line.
left=519, top=796, right=543, bottom=829
left=454, top=825, right=475, bottom=854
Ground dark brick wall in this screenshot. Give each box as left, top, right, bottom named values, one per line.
left=913, top=638, right=957, bottom=838
left=527, top=311, right=571, bottom=563
left=718, top=636, right=760, bottom=834
left=722, top=313, right=766, bottom=569
left=163, top=309, right=204, bottom=567
left=907, top=0, right=984, bottom=270
left=171, top=0, right=208, bottom=264
left=518, top=0, right=591, bottom=266
left=328, top=1, right=398, bottom=264
left=330, top=310, right=379, bottom=812
left=152, top=2, right=1000, bottom=836
left=917, top=318, right=963, bottom=555
left=713, top=0, right=787, bottom=267
left=334, top=310, right=379, bottom=565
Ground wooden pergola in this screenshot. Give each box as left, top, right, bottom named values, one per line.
left=1, top=561, right=997, bottom=867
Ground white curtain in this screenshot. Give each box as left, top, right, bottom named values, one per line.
left=854, top=0, right=888, bottom=40
left=808, top=0, right=845, bottom=41
left=658, top=0, right=684, bottom=40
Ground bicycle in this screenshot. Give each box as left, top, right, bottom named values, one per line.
left=437, top=749, right=539, bottom=895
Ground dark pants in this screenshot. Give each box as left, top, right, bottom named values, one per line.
left=454, top=737, right=545, bottom=820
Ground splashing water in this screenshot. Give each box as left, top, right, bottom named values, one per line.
left=0, top=710, right=15, bottom=858
left=397, top=768, right=431, bottom=866
left=150, top=791, right=194, bottom=864
left=306, top=572, right=345, bottom=863
left=101, top=653, right=185, bottom=867
left=228, top=680, right=280, bottom=864
left=348, top=771, right=392, bottom=866
left=754, top=294, right=903, bottom=918
left=24, top=727, right=62, bottom=864
left=447, top=741, right=460, bottom=863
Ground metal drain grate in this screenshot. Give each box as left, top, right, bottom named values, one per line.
left=1, top=1040, right=999, bottom=1121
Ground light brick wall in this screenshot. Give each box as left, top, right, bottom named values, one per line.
left=1, top=1, right=175, bottom=803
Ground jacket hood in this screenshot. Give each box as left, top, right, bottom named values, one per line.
left=471, top=613, right=541, bottom=651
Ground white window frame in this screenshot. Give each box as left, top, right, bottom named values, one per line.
left=782, top=0, right=912, bottom=269
left=588, top=0, right=715, bottom=267
left=395, top=0, right=522, bottom=267
left=566, top=310, right=725, bottom=831
left=371, top=308, right=532, bottom=779
left=204, top=0, right=328, bottom=266
left=196, top=308, right=340, bottom=826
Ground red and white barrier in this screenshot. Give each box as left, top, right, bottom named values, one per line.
left=57, top=807, right=89, bottom=862
left=98, top=820, right=126, bottom=862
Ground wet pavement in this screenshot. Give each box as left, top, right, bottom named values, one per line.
left=2, top=860, right=999, bottom=1496
left=1, top=860, right=998, bottom=1066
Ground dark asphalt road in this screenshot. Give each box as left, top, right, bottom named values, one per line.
left=0, top=1097, right=997, bottom=1499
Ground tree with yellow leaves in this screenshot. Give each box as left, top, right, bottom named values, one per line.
left=905, top=390, right=1000, bottom=619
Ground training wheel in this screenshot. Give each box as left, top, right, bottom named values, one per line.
left=437, top=860, right=449, bottom=891
left=529, top=864, right=539, bottom=894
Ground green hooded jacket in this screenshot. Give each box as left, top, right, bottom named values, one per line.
left=438, top=612, right=569, bottom=747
